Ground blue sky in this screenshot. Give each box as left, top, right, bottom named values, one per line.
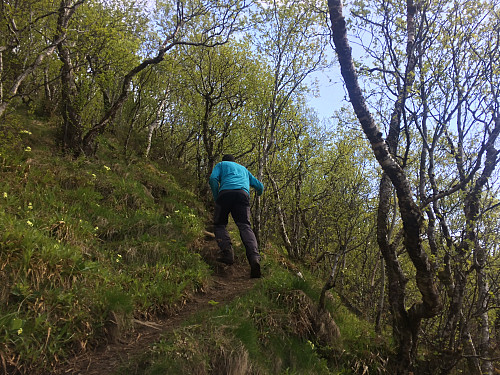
left=306, top=68, right=347, bottom=120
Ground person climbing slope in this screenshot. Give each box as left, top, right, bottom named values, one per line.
left=209, top=154, right=264, bottom=278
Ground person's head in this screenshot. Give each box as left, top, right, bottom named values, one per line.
left=222, top=154, right=235, bottom=162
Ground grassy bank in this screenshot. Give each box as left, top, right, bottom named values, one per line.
left=0, top=112, right=211, bottom=373
left=116, top=261, right=390, bottom=374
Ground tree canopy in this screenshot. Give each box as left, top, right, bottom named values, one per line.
left=1, top=0, right=499, bottom=373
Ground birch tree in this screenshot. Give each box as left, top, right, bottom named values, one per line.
left=328, top=0, right=500, bottom=373
left=250, top=0, right=329, bottom=247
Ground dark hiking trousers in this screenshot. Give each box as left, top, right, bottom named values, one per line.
left=213, top=189, right=260, bottom=266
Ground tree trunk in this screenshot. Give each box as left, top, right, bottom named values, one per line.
left=477, top=282, right=493, bottom=375
left=267, top=170, right=295, bottom=257
left=58, top=46, right=81, bottom=152
left=375, top=257, right=385, bottom=334
left=328, top=0, right=442, bottom=372
left=56, top=0, right=83, bottom=154
left=319, top=251, right=341, bottom=310
left=123, top=87, right=142, bottom=158
left=254, top=111, right=273, bottom=247
left=145, top=96, right=168, bottom=158
left=495, top=295, right=500, bottom=350
left=462, top=115, right=500, bottom=374
left=0, top=46, right=5, bottom=107
left=462, top=330, right=482, bottom=375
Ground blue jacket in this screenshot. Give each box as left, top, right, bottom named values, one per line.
left=209, top=161, right=264, bottom=201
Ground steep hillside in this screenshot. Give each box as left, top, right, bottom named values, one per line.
left=0, top=111, right=391, bottom=374
left=56, top=234, right=260, bottom=374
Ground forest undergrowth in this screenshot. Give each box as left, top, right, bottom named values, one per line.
left=0, top=111, right=391, bottom=374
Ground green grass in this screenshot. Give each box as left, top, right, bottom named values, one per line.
left=118, top=262, right=383, bottom=375
left=0, top=111, right=211, bottom=374
left=117, top=268, right=334, bottom=375
left=116, top=259, right=392, bottom=375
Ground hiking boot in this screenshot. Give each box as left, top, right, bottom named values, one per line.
left=250, top=262, right=261, bottom=278
left=216, top=256, right=234, bottom=265
left=216, top=249, right=234, bottom=265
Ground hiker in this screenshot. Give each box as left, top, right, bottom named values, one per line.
left=209, top=154, right=264, bottom=278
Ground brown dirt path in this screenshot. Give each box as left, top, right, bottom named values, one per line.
left=55, top=233, right=257, bottom=375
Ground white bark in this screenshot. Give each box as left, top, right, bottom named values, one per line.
left=145, top=96, right=168, bottom=158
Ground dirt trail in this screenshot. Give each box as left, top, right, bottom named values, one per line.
left=56, top=233, right=257, bottom=375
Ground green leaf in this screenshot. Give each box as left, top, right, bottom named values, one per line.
left=10, top=318, right=23, bottom=331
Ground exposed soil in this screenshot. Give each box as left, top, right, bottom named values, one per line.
left=55, top=232, right=258, bottom=375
